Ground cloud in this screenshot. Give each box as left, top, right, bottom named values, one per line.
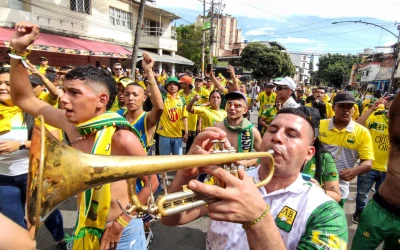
left=155, top=0, right=399, bottom=22
left=276, top=37, right=320, bottom=44
left=245, top=27, right=276, bottom=36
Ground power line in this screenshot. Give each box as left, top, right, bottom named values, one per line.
left=234, top=0, right=374, bottom=47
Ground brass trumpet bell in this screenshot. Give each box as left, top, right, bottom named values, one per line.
left=27, top=116, right=275, bottom=239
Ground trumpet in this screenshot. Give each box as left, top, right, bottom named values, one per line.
left=27, top=116, right=275, bottom=239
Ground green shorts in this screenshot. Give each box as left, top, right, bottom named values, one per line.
left=351, top=197, right=400, bottom=250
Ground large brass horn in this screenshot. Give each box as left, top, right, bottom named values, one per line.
left=27, top=116, right=275, bottom=239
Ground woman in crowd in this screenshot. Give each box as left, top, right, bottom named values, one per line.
left=0, top=66, right=67, bottom=249
left=186, top=89, right=227, bottom=130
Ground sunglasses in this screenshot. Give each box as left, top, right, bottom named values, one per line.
left=114, top=68, right=124, bottom=71
left=276, top=86, right=289, bottom=91
left=226, top=101, right=243, bottom=108
left=39, top=59, right=47, bottom=62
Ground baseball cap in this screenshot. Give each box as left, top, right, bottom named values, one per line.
left=297, top=106, right=321, bottom=137
left=194, top=76, right=203, bottom=82
left=275, top=77, right=296, bottom=91
left=179, top=75, right=193, bottom=84
left=333, top=92, right=356, bottom=104
left=45, top=72, right=57, bottom=82
left=29, top=75, right=44, bottom=85
left=225, top=91, right=247, bottom=103
left=266, top=82, right=274, bottom=88
left=118, top=77, right=135, bottom=88
left=45, top=67, right=57, bottom=73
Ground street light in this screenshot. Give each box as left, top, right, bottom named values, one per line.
left=332, top=20, right=400, bottom=92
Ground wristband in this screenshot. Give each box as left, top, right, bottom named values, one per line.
left=242, top=204, right=270, bottom=230
left=8, top=53, right=29, bottom=68
left=10, top=46, right=31, bottom=57
left=115, top=216, right=129, bottom=228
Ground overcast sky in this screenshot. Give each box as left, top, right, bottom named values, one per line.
left=154, top=0, right=399, bottom=55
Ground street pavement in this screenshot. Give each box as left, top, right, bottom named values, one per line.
left=36, top=112, right=381, bottom=250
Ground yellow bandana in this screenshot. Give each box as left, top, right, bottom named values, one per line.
left=0, top=104, right=21, bottom=135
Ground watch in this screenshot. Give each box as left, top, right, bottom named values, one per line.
left=19, top=141, right=26, bottom=150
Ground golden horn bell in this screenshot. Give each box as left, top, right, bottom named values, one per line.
left=27, top=116, right=275, bottom=239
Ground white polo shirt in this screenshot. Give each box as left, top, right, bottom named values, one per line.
left=206, top=168, right=348, bottom=250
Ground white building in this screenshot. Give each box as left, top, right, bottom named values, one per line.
left=287, top=52, right=311, bottom=84
left=359, top=62, right=381, bottom=89
left=0, top=0, right=193, bottom=74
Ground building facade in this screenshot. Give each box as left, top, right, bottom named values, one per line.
left=287, top=53, right=311, bottom=84
left=0, top=0, right=193, bottom=74
left=196, top=14, right=244, bottom=57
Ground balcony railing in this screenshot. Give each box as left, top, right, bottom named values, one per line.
left=141, top=26, right=177, bottom=39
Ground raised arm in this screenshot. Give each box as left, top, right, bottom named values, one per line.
left=210, top=71, right=225, bottom=93
left=356, top=99, right=384, bottom=126
left=142, top=53, right=163, bottom=128
left=9, top=22, right=70, bottom=132
left=227, top=65, right=239, bottom=92
left=27, top=62, right=59, bottom=100
left=186, top=94, right=200, bottom=113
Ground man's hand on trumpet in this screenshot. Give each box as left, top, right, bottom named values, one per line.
left=186, top=127, right=267, bottom=225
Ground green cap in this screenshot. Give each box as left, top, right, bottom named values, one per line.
left=166, top=77, right=179, bottom=85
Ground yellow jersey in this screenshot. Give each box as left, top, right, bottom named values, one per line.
left=193, top=106, right=227, bottom=129
left=156, top=94, right=188, bottom=138
left=158, top=74, right=168, bottom=86
left=194, top=88, right=210, bottom=105
left=178, top=89, right=198, bottom=132
left=38, top=92, right=58, bottom=107
left=319, top=118, right=374, bottom=198
left=256, top=92, right=277, bottom=116
left=366, top=112, right=389, bottom=172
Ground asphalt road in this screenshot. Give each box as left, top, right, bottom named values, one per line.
left=36, top=112, right=381, bottom=250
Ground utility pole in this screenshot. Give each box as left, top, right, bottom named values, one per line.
left=201, top=0, right=206, bottom=77
left=131, top=0, right=147, bottom=73
left=209, top=0, right=215, bottom=64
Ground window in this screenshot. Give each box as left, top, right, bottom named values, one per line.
left=302, top=55, right=306, bottom=61
left=366, top=71, right=369, bottom=76
left=143, top=18, right=163, bottom=36
left=109, top=7, right=132, bottom=29
left=70, top=0, right=91, bottom=14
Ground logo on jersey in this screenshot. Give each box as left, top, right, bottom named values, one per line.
left=368, top=122, right=387, bottom=132
left=168, top=108, right=179, bottom=122
left=346, top=135, right=355, bottom=144
left=275, top=206, right=297, bottom=232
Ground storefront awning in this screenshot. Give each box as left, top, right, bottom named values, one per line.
left=136, top=49, right=194, bottom=66
left=0, top=27, right=131, bottom=58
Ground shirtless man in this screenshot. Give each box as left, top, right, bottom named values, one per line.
left=9, top=22, right=157, bottom=250
left=214, top=91, right=261, bottom=167
left=351, top=93, right=400, bottom=250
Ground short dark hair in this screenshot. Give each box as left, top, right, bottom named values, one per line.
left=316, top=86, right=326, bottom=92
left=65, top=66, right=117, bottom=111
left=209, top=89, right=222, bottom=100
left=275, top=108, right=315, bottom=141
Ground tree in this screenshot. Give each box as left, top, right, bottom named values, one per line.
left=316, top=54, right=360, bottom=88
left=240, top=42, right=295, bottom=81
left=175, top=24, right=205, bottom=72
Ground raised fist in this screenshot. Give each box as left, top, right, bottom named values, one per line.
left=10, top=22, right=40, bottom=54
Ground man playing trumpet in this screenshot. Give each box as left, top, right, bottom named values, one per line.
left=9, top=22, right=158, bottom=250
left=163, top=108, right=348, bottom=249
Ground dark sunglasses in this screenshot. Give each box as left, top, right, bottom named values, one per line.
left=39, top=59, right=47, bottom=62
left=114, top=68, right=124, bottom=71
left=276, top=86, right=289, bottom=91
